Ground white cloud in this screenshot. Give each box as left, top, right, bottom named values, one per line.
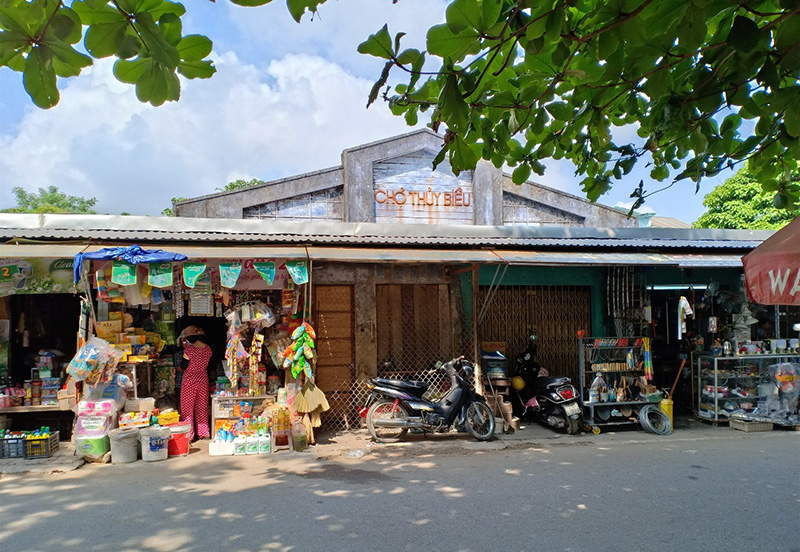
left=0, top=52, right=418, bottom=215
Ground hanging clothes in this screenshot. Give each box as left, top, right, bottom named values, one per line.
left=677, top=296, right=694, bottom=340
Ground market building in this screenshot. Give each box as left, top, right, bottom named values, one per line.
left=1, top=130, right=796, bottom=462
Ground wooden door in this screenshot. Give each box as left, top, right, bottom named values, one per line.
left=314, top=285, right=355, bottom=426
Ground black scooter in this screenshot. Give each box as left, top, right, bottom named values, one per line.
left=512, top=334, right=582, bottom=435
left=360, top=357, right=495, bottom=442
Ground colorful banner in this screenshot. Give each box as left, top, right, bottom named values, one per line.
left=219, top=262, right=243, bottom=288
left=111, top=261, right=137, bottom=286
left=253, top=261, right=275, bottom=285
left=182, top=262, right=207, bottom=289
left=0, top=258, right=77, bottom=297
left=148, top=263, right=173, bottom=288
left=286, top=260, right=309, bottom=285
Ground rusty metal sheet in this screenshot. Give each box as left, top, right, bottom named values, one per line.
left=493, top=250, right=743, bottom=267
left=306, top=247, right=501, bottom=264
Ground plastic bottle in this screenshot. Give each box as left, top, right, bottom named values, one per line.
left=246, top=432, right=258, bottom=455
left=291, top=420, right=307, bottom=452
left=233, top=434, right=247, bottom=455
left=258, top=429, right=270, bottom=454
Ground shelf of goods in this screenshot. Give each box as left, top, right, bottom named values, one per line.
left=696, top=354, right=799, bottom=425
left=211, top=395, right=276, bottom=433
left=578, top=337, right=655, bottom=429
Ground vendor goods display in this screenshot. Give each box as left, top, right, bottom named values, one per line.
left=283, top=323, right=317, bottom=379
left=0, top=427, right=59, bottom=459
left=67, top=337, right=124, bottom=384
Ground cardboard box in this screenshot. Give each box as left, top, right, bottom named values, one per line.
left=108, top=312, right=123, bottom=321
left=96, top=320, right=123, bottom=340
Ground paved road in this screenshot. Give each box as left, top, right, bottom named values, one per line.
left=1, top=431, right=798, bottom=552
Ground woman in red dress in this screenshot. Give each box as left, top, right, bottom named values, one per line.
left=179, top=327, right=212, bottom=440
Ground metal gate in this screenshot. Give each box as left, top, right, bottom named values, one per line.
left=478, top=285, right=592, bottom=383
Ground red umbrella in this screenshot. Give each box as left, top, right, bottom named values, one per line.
left=741, top=216, right=800, bottom=305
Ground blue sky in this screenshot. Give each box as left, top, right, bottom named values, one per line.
left=0, top=1, right=729, bottom=221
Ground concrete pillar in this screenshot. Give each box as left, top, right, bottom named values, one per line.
left=354, top=266, right=377, bottom=379
left=473, top=160, right=503, bottom=225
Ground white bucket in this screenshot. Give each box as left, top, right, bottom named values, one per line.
left=109, top=427, right=140, bottom=464
left=139, top=427, right=170, bottom=462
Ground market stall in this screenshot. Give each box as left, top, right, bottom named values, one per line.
left=55, top=245, right=329, bottom=463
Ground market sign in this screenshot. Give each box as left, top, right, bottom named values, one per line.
left=0, top=258, right=77, bottom=297
left=742, top=217, right=800, bottom=306
left=373, top=166, right=474, bottom=225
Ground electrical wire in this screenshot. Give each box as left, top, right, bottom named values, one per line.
left=638, top=404, right=673, bottom=435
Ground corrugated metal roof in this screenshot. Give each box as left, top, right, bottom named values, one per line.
left=0, top=213, right=769, bottom=250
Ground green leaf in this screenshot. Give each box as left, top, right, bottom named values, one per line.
left=0, top=30, right=31, bottom=66
left=84, top=21, right=128, bottom=58
left=135, top=61, right=178, bottom=105
left=396, top=48, right=421, bottom=66
left=357, top=24, right=393, bottom=60
left=230, top=0, right=273, bottom=5
left=113, top=57, right=149, bottom=84
left=177, top=59, right=215, bottom=79
left=544, top=8, right=563, bottom=42
left=134, top=11, right=180, bottom=69
left=545, top=101, right=571, bottom=120
left=449, top=134, right=477, bottom=173
left=727, top=16, right=759, bottom=52
left=52, top=56, right=81, bottom=77
left=47, top=39, right=92, bottom=70
left=117, top=32, right=141, bottom=59
left=438, top=74, right=469, bottom=130
left=286, top=0, right=325, bottom=23
left=426, top=23, right=479, bottom=60
left=776, top=13, right=800, bottom=68
left=158, top=12, right=182, bottom=46
left=367, top=60, right=392, bottom=108
left=785, top=102, right=800, bottom=138
left=720, top=113, right=741, bottom=136
left=149, top=1, right=187, bottom=20
left=0, top=6, right=37, bottom=36
left=512, top=163, right=531, bottom=184
left=177, top=34, right=212, bottom=62
left=446, top=0, right=482, bottom=34
left=597, top=30, right=618, bottom=59
left=482, top=0, right=502, bottom=31
left=650, top=164, right=669, bottom=181
left=51, top=14, right=76, bottom=43
left=71, top=2, right=127, bottom=25
left=23, top=45, right=58, bottom=108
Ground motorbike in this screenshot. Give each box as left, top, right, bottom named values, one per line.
left=511, top=334, right=582, bottom=435
left=360, top=356, right=495, bottom=442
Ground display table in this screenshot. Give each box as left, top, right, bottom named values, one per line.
left=211, top=395, right=275, bottom=432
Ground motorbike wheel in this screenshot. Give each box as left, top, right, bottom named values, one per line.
left=464, top=402, right=495, bottom=441
left=366, top=399, right=410, bottom=443
left=566, top=414, right=581, bottom=435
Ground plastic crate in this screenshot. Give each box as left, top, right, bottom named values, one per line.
left=1, top=437, right=26, bottom=459
left=24, top=432, right=60, bottom=459
left=730, top=419, right=773, bottom=433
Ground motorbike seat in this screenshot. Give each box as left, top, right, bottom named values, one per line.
left=373, top=378, right=429, bottom=394
left=535, top=376, right=571, bottom=389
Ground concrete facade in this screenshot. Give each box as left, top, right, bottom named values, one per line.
left=174, top=129, right=635, bottom=228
